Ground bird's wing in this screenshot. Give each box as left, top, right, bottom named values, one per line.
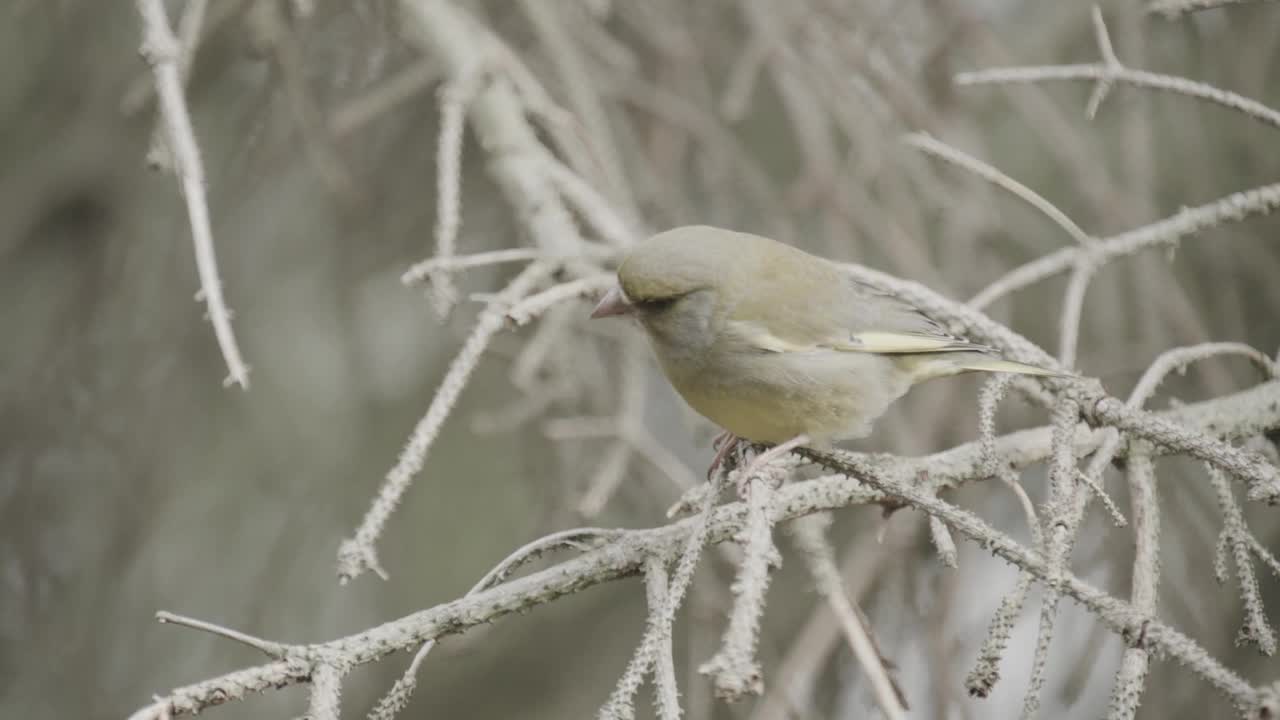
left=826, top=278, right=989, bottom=354
left=728, top=267, right=988, bottom=356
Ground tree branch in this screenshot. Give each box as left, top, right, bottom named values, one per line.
left=134, top=0, right=250, bottom=389
left=128, top=379, right=1280, bottom=719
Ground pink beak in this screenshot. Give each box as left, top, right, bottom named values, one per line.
left=590, top=285, right=633, bottom=319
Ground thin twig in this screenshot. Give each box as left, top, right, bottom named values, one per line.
left=428, top=68, right=482, bottom=317
left=644, top=557, right=683, bottom=720
left=751, top=515, right=894, bottom=720
left=337, top=262, right=552, bottom=583
left=1130, top=343, right=1278, bottom=407
left=958, top=55, right=1280, bottom=132
left=790, top=515, right=908, bottom=720
left=978, top=373, right=1016, bottom=477
left=904, top=133, right=1092, bottom=246
left=143, top=0, right=208, bottom=169
left=929, top=514, right=960, bottom=568
left=402, top=248, right=546, bottom=285
left=543, top=155, right=638, bottom=247
left=1083, top=342, right=1278, bottom=492
left=1085, top=7, right=1120, bottom=118
left=135, top=0, right=250, bottom=389
left=1105, top=447, right=1161, bottom=720
left=1059, top=256, right=1096, bottom=369
left=579, top=441, right=633, bottom=517
left=329, top=60, right=441, bottom=137
left=1020, top=397, right=1081, bottom=718
left=599, top=477, right=723, bottom=720
left=1147, top=0, right=1279, bottom=18
left=505, top=274, right=615, bottom=326
left=400, top=0, right=587, bottom=259
left=845, top=262, right=1280, bottom=501
left=966, top=181, right=1280, bottom=310
left=1209, top=467, right=1278, bottom=654
left=966, top=470, right=1043, bottom=697
left=155, top=611, right=290, bottom=658
left=368, top=527, right=622, bottom=718
left=699, top=463, right=784, bottom=700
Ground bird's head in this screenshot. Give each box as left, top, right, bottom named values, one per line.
left=590, top=225, right=749, bottom=355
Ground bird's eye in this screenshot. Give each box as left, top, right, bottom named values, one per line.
left=636, top=295, right=680, bottom=312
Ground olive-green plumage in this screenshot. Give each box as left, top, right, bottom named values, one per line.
left=593, top=225, right=1060, bottom=444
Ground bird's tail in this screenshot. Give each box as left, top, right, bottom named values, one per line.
left=904, top=351, right=1069, bottom=381
left=951, top=356, right=1069, bottom=377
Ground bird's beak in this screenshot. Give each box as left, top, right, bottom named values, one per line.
left=590, top=285, right=632, bottom=319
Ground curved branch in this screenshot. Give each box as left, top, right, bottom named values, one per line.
left=904, top=133, right=1092, bottom=247
left=844, top=263, right=1280, bottom=501
left=128, top=380, right=1280, bottom=719
left=966, top=181, right=1280, bottom=310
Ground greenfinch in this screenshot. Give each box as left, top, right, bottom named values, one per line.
left=590, top=226, right=1059, bottom=468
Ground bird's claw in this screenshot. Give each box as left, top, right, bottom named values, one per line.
left=707, top=432, right=743, bottom=481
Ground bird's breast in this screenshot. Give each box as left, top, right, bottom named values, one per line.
left=655, top=343, right=913, bottom=445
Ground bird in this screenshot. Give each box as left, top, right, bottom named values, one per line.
left=589, top=225, right=1063, bottom=480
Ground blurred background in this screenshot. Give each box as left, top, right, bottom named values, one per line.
left=3, top=1, right=1280, bottom=718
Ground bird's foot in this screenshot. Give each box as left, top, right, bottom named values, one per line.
left=707, top=432, right=743, bottom=481
left=734, top=434, right=811, bottom=497
left=874, top=470, right=929, bottom=538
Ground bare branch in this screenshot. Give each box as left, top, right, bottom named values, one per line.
left=338, top=0, right=637, bottom=584
left=143, top=0, right=208, bottom=169
left=644, top=557, right=683, bottom=720
left=112, top=6, right=1280, bottom=720
left=1058, top=257, right=1095, bottom=369
left=845, top=263, right=1280, bottom=501
left=1129, top=343, right=1278, bottom=407
left=154, top=611, right=290, bottom=659
left=1210, top=467, right=1278, bottom=654
left=966, top=470, right=1042, bottom=698
left=958, top=38, right=1280, bottom=131
left=505, top=274, right=615, bottom=326
left=1085, top=7, right=1120, bottom=118
left=428, top=67, right=483, bottom=317
left=790, top=515, right=908, bottom=720
left=403, top=248, right=547, bottom=284
left=579, top=440, right=633, bottom=517
left=1106, top=448, right=1161, bottom=720
left=1147, top=0, right=1279, bottom=18
left=966, top=181, right=1280, bottom=310
left=128, top=377, right=1280, bottom=718
left=337, top=262, right=552, bottom=583
left=370, top=527, right=623, bottom=718
left=699, top=464, right=784, bottom=701
left=978, top=373, right=1016, bottom=477
left=543, top=155, right=639, bottom=247
left=1020, top=397, right=1082, bottom=718
left=400, top=0, right=587, bottom=258
left=517, top=1, right=635, bottom=214
left=329, top=60, right=441, bottom=137
left=1083, top=342, right=1279, bottom=498
left=135, top=0, right=250, bottom=389
left=904, top=133, right=1092, bottom=247
left=928, top=514, right=960, bottom=568
left=307, top=663, right=344, bottom=720
left=599, top=477, right=721, bottom=720
left=751, top=517, right=894, bottom=720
